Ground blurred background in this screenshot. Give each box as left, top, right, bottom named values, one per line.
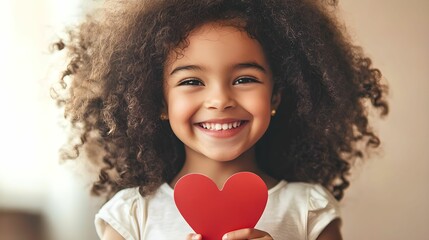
left=0, top=0, right=427, bottom=239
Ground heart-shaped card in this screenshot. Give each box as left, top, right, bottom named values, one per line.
left=174, top=172, right=268, bottom=240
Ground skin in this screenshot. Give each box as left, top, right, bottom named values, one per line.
left=101, top=225, right=123, bottom=240
left=101, top=22, right=343, bottom=240
left=164, top=23, right=280, bottom=190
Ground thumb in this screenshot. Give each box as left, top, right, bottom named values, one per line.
left=187, top=233, right=202, bottom=240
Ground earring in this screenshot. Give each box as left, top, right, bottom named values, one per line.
left=160, top=113, right=169, bottom=120
left=271, top=109, right=277, bottom=117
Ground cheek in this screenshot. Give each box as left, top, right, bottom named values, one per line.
left=245, top=91, right=273, bottom=132
left=166, top=93, right=198, bottom=126
left=241, top=90, right=272, bottom=117
left=254, top=102, right=272, bottom=130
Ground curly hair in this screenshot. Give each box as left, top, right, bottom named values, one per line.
left=53, top=0, right=388, bottom=200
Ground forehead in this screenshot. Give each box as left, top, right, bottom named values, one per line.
left=164, top=22, right=269, bottom=74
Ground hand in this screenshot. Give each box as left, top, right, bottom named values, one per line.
left=186, top=228, right=273, bottom=240
left=222, top=228, right=273, bottom=240
left=186, top=233, right=202, bottom=240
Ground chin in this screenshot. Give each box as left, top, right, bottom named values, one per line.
left=207, top=155, right=236, bottom=162
left=204, top=152, right=244, bottom=163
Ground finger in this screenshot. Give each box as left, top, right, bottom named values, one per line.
left=222, top=228, right=273, bottom=240
left=186, top=233, right=202, bottom=240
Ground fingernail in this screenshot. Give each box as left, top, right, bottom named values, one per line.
left=192, top=234, right=201, bottom=240
left=222, top=234, right=228, bottom=240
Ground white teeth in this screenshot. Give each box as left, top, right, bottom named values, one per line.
left=200, top=121, right=243, bottom=131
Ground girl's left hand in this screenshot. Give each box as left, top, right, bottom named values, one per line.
left=222, top=228, right=273, bottom=240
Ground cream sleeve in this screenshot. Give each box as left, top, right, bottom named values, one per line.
left=94, top=188, right=143, bottom=240
left=307, top=184, right=341, bottom=240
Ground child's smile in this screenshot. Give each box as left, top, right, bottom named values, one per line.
left=163, top=22, right=279, bottom=163
left=196, top=119, right=247, bottom=138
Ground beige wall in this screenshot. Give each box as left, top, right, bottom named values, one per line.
left=0, top=1, right=103, bottom=240
left=339, top=0, right=429, bottom=239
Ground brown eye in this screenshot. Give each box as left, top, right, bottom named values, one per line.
left=178, top=78, right=204, bottom=86
left=233, top=77, right=261, bottom=85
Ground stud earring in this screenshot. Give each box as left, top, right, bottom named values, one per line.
left=271, top=109, right=277, bottom=117
left=160, top=113, right=169, bottom=120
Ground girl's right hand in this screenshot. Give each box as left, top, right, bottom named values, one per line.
left=186, top=233, right=202, bottom=240
left=186, top=228, right=274, bottom=240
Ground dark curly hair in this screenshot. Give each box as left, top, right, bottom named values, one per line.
left=53, top=0, right=388, bottom=200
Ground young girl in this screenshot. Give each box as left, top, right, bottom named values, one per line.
left=54, top=0, right=388, bottom=239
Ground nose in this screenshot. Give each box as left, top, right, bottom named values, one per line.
left=203, top=87, right=236, bottom=111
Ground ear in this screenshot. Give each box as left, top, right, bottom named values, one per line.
left=160, top=99, right=169, bottom=120
left=271, top=91, right=282, bottom=110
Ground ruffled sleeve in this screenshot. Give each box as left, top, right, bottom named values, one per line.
left=94, top=187, right=142, bottom=240
left=307, top=184, right=341, bottom=240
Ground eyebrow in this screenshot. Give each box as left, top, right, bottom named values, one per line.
left=169, top=65, right=203, bottom=76
left=169, top=62, right=268, bottom=76
left=234, top=62, right=268, bottom=73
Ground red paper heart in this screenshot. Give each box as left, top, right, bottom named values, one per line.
left=174, top=172, right=268, bottom=240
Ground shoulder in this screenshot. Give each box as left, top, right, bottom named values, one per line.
left=290, top=183, right=341, bottom=240
left=95, top=183, right=192, bottom=239
left=95, top=185, right=176, bottom=240
left=274, top=182, right=339, bottom=209
left=94, top=187, right=144, bottom=240
left=266, top=182, right=341, bottom=240
left=105, top=187, right=143, bottom=208
left=279, top=182, right=340, bottom=220
left=99, top=187, right=145, bottom=220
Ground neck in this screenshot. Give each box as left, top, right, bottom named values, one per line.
left=170, top=147, right=277, bottom=189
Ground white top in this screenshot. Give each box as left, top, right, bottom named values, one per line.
left=95, top=181, right=340, bottom=240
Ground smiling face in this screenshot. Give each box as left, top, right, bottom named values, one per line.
left=163, top=22, right=279, bottom=164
